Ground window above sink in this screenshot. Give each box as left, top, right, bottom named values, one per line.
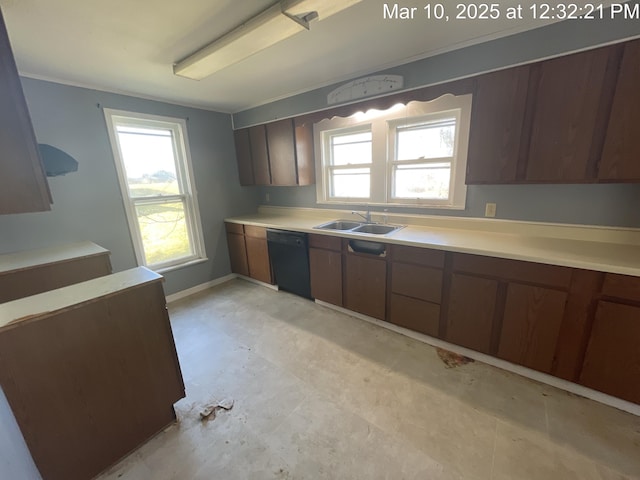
left=313, top=94, right=472, bottom=210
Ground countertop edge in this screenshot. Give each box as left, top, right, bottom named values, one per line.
left=225, top=215, right=640, bottom=277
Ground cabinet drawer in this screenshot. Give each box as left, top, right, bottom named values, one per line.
left=391, top=263, right=442, bottom=304
left=601, top=273, right=640, bottom=302
left=309, top=233, right=342, bottom=252
left=453, top=253, right=572, bottom=289
left=389, top=293, right=440, bottom=337
left=225, top=222, right=244, bottom=235
left=391, top=245, right=445, bottom=268
left=244, top=225, right=267, bottom=239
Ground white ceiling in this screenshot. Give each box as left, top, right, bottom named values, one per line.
left=1, top=0, right=575, bottom=113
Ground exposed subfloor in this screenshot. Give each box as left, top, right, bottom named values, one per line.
left=98, top=279, right=640, bottom=480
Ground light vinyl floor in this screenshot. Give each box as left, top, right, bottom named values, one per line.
left=99, top=279, right=640, bottom=480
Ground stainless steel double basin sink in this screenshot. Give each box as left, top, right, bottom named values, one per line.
left=313, top=219, right=404, bottom=236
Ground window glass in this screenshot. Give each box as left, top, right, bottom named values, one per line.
left=393, top=163, right=451, bottom=199
left=396, top=120, right=456, bottom=160
left=331, top=168, right=370, bottom=198
left=331, top=131, right=372, bottom=166
left=105, top=110, right=206, bottom=271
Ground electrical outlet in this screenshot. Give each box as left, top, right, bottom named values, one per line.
left=265, top=193, right=270, bottom=202
left=485, top=203, right=497, bottom=218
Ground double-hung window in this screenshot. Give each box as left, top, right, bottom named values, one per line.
left=104, top=109, right=206, bottom=272
left=315, top=94, right=471, bottom=209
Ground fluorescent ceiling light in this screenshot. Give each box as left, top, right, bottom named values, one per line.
left=174, top=0, right=362, bottom=80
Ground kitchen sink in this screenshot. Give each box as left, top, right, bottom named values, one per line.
left=351, top=224, right=403, bottom=235
left=313, top=220, right=404, bottom=236
left=314, top=220, right=364, bottom=231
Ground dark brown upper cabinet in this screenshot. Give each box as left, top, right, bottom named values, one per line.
left=248, top=125, right=271, bottom=185
left=233, top=129, right=254, bottom=186
left=525, top=46, right=614, bottom=183
left=598, top=39, right=640, bottom=182
left=232, top=119, right=314, bottom=187
left=266, top=119, right=297, bottom=185
left=466, top=66, right=530, bottom=184
left=0, top=8, right=51, bottom=214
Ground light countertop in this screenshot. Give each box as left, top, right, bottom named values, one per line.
left=0, top=267, right=162, bottom=331
left=226, top=207, right=640, bottom=277
left=0, top=241, right=109, bottom=275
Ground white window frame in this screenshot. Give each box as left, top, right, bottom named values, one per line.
left=314, top=94, right=472, bottom=209
left=104, top=109, right=206, bottom=272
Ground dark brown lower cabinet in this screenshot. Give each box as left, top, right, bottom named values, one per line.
left=344, top=253, right=386, bottom=320
left=580, top=301, right=640, bottom=404
left=0, top=271, right=184, bottom=480
left=245, top=236, right=273, bottom=284
left=497, top=283, right=567, bottom=373
left=389, top=293, right=440, bottom=336
left=309, top=247, right=342, bottom=306
left=445, top=273, right=498, bottom=354
left=226, top=232, right=249, bottom=276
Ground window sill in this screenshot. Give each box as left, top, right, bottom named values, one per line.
left=154, top=257, right=208, bottom=274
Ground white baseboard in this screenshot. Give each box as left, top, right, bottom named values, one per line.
left=316, top=299, right=640, bottom=417
left=236, top=275, right=280, bottom=291
left=165, top=274, right=237, bottom=304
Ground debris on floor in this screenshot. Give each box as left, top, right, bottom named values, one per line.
left=436, top=348, right=474, bottom=368
left=199, top=398, right=234, bottom=422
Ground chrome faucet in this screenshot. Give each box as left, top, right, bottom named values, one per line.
left=352, top=208, right=373, bottom=223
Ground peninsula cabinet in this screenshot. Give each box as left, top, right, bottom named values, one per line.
left=0, top=268, right=185, bottom=480
left=0, top=9, right=51, bottom=214
left=0, top=241, right=112, bottom=303
left=598, top=38, right=640, bottom=182
left=309, top=233, right=343, bottom=307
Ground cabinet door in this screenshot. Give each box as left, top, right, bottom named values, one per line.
left=309, top=247, right=342, bottom=306
left=295, top=122, right=315, bottom=185
left=266, top=119, right=297, bottom=185
left=526, top=47, right=612, bottom=182
left=249, top=125, right=271, bottom=185
left=0, top=10, right=51, bottom=214
left=580, top=301, right=640, bottom=404
left=344, top=254, right=386, bottom=320
left=245, top=236, right=272, bottom=284
left=466, top=66, right=529, bottom=184
left=446, top=274, right=497, bottom=354
left=497, top=283, right=567, bottom=373
left=233, top=129, right=254, bottom=186
left=599, top=39, right=640, bottom=181
left=226, top=232, right=249, bottom=277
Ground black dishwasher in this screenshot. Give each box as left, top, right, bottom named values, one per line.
left=266, top=229, right=312, bottom=299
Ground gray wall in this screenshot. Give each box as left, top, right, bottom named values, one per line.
left=239, top=9, right=640, bottom=228
left=0, top=78, right=260, bottom=295
left=258, top=184, right=640, bottom=228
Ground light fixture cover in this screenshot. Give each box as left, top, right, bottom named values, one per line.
left=174, top=0, right=363, bottom=80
